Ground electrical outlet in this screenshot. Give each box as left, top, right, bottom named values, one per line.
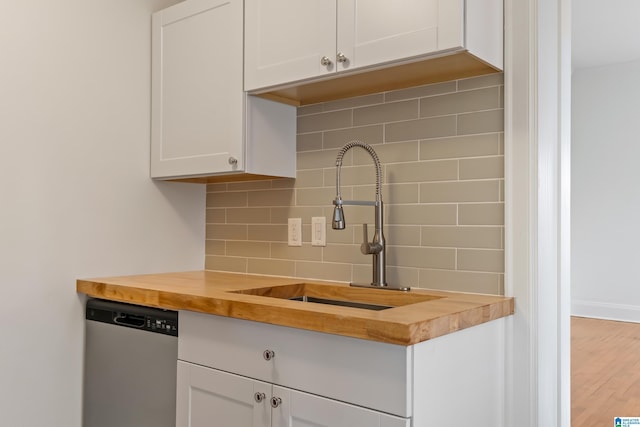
left=311, top=217, right=326, bottom=246
left=288, top=218, right=302, bottom=247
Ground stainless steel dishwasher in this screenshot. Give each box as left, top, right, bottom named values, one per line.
left=83, top=299, right=178, bottom=427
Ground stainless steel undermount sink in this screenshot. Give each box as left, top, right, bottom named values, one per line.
left=289, top=295, right=393, bottom=311
left=229, top=282, right=442, bottom=311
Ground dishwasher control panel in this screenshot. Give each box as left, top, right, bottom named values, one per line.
left=86, top=299, right=178, bottom=337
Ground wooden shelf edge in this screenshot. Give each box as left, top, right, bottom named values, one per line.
left=251, top=51, right=501, bottom=106
left=156, top=173, right=295, bottom=184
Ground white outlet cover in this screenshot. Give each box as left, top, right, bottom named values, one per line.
left=311, top=217, right=326, bottom=247
left=288, top=218, right=302, bottom=247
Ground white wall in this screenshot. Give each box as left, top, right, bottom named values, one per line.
left=572, top=59, right=640, bottom=322
left=0, top=1, right=204, bottom=425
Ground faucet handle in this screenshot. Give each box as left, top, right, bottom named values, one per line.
left=361, top=223, right=383, bottom=255
left=360, top=224, right=374, bottom=255
left=360, top=224, right=370, bottom=254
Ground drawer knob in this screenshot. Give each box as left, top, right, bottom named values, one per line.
left=228, top=157, right=238, bottom=166
left=320, top=56, right=332, bottom=67
left=336, top=52, right=348, bottom=63
left=263, top=349, right=275, bottom=361
left=270, top=396, right=282, bottom=408
left=254, top=392, right=266, bottom=403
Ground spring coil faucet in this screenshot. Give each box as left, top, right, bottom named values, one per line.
left=332, top=141, right=410, bottom=291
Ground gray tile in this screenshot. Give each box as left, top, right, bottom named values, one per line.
left=418, top=269, right=502, bottom=294
left=205, top=255, right=247, bottom=273
left=206, top=224, right=247, bottom=240
left=385, top=225, right=421, bottom=246
left=386, top=246, right=456, bottom=269
left=226, top=208, right=271, bottom=224
left=353, top=99, right=419, bottom=126
left=271, top=178, right=296, bottom=189
left=226, top=241, right=270, bottom=258
left=248, top=189, right=295, bottom=207
left=206, top=208, right=225, bottom=224
left=352, top=183, right=419, bottom=204
left=457, top=109, right=504, bottom=135
left=458, top=203, right=505, bottom=225
left=206, top=191, right=247, bottom=208
left=248, top=224, right=287, bottom=242
left=297, top=150, right=345, bottom=170
left=354, top=141, right=419, bottom=165
left=457, top=72, right=504, bottom=91
left=323, top=243, right=372, bottom=265
left=248, top=258, right=296, bottom=277
left=271, top=206, right=330, bottom=224
left=459, top=156, right=504, bottom=180
left=296, top=187, right=339, bottom=206
left=386, top=160, right=458, bottom=183
left=420, top=134, right=501, bottom=160
left=420, top=87, right=500, bottom=118
left=271, top=243, right=322, bottom=261
left=420, top=226, right=503, bottom=249
left=323, top=125, right=384, bottom=149
left=297, top=109, right=352, bottom=133
left=420, top=181, right=500, bottom=203
left=295, top=261, right=352, bottom=282
left=205, top=240, right=225, bottom=256
left=293, top=169, right=325, bottom=188
left=297, top=132, right=323, bottom=152
left=385, top=115, right=456, bottom=142
left=457, top=249, right=504, bottom=272
left=386, top=204, right=457, bottom=225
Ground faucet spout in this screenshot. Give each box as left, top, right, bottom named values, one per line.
left=332, top=141, right=408, bottom=291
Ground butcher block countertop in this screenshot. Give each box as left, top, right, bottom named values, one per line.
left=76, top=270, right=514, bottom=346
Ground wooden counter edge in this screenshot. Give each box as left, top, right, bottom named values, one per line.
left=76, top=275, right=514, bottom=346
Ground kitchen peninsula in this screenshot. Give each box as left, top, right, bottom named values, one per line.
left=78, top=270, right=512, bottom=426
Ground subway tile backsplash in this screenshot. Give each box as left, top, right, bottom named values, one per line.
left=205, top=73, right=505, bottom=295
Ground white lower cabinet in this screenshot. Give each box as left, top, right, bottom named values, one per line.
left=177, top=360, right=408, bottom=427
left=177, top=311, right=507, bottom=427
left=177, top=361, right=270, bottom=427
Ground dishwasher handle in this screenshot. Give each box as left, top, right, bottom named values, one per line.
left=113, top=313, right=146, bottom=328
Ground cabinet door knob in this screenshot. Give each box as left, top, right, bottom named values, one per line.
left=263, top=349, right=275, bottom=361
left=228, top=157, right=238, bottom=166
left=270, top=396, right=282, bottom=408
left=254, top=392, right=266, bottom=403
left=336, top=52, right=348, bottom=63
left=320, top=56, right=332, bottom=67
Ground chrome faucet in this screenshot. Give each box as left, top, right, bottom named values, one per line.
left=332, top=141, right=410, bottom=292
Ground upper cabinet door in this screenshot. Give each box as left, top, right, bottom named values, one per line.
left=337, top=0, right=462, bottom=72
left=151, top=0, right=244, bottom=179
left=244, top=0, right=337, bottom=91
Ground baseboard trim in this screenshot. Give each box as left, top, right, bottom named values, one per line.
left=572, top=300, right=640, bottom=323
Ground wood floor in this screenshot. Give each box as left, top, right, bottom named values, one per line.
left=572, top=316, right=640, bottom=426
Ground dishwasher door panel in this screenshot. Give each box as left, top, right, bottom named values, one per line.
left=83, top=319, right=178, bottom=427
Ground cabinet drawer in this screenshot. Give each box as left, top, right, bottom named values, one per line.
left=178, top=310, right=412, bottom=417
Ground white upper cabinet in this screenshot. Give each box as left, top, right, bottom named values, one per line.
left=244, top=0, right=502, bottom=92
left=151, top=0, right=296, bottom=181
left=243, top=0, right=337, bottom=91
left=337, top=0, right=452, bottom=70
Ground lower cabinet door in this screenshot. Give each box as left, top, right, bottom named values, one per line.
left=177, top=360, right=410, bottom=427
left=271, top=385, right=410, bottom=427
left=177, top=361, right=271, bottom=427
